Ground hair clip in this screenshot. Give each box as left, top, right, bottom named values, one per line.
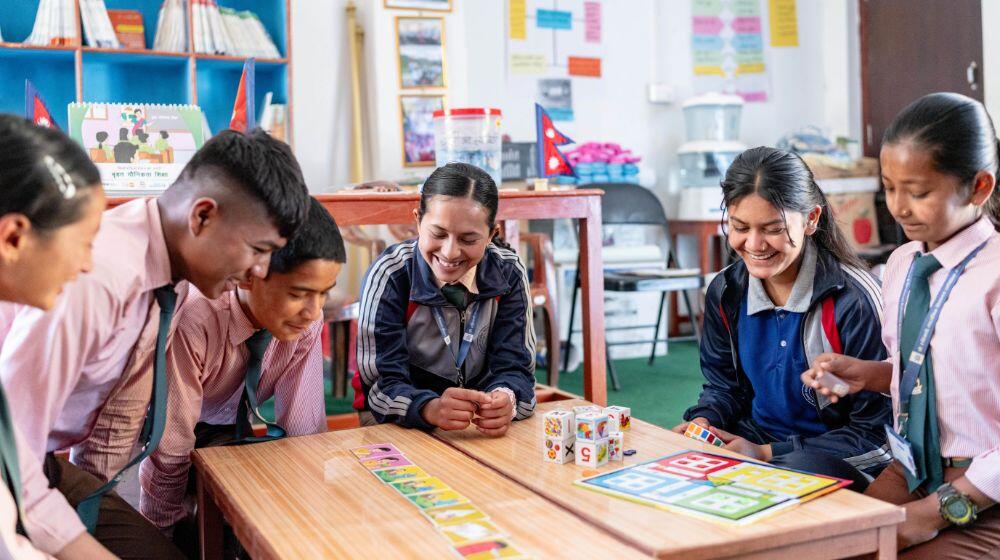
left=42, top=155, right=77, bottom=200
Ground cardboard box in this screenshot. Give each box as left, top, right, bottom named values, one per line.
left=827, top=192, right=880, bottom=249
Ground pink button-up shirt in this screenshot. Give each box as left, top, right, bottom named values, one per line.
left=1, top=425, right=62, bottom=558
left=0, top=198, right=173, bottom=552
left=882, top=216, right=1000, bottom=501
left=139, top=289, right=326, bottom=528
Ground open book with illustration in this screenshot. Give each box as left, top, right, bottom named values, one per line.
left=68, top=102, right=210, bottom=196
left=575, top=450, right=851, bottom=525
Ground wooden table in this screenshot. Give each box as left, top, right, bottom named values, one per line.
left=670, top=219, right=727, bottom=276
left=434, top=399, right=905, bottom=560
left=314, top=190, right=608, bottom=406
left=192, top=424, right=648, bottom=559
left=109, top=188, right=607, bottom=405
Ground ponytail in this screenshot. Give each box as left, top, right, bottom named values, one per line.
left=491, top=233, right=515, bottom=252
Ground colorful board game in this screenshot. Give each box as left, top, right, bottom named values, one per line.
left=575, top=451, right=850, bottom=525
left=350, top=443, right=532, bottom=559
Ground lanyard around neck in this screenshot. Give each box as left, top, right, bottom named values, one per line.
left=896, top=241, right=987, bottom=426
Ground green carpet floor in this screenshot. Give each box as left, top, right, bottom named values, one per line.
left=551, top=341, right=704, bottom=429
left=263, top=341, right=706, bottom=428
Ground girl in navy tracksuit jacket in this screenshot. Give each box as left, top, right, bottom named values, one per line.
left=353, top=163, right=536, bottom=435
left=676, top=147, right=893, bottom=490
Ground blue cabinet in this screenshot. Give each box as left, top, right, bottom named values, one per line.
left=0, top=0, right=290, bottom=138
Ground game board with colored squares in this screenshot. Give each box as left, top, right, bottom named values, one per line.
left=350, top=443, right=532, bottom=559
left=574, top=451, right=851, bottom=525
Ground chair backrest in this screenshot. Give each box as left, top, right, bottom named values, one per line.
left=584, top=183, right=669, bottom=227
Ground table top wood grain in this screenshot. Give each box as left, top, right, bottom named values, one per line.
left=193, top=422, right=650, bottom=559
left=433, top=399, right=905, bottom=560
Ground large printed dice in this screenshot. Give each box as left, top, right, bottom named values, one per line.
left=543, top=436, right=575, bottom=464
left=572, top=405, right=602, bottom=416
left=575, top=437, right=609, bottom=468
left=608, top=431, right=624, bottom=462
left=576, top=412, right=609, bottom=442
left=543, top=410, right=575, bottom=439
left=604, top=406, right=631, bottom=431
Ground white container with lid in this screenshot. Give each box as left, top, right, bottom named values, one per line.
left=682, top=93, right=744, bottom=142
left=433, top=108, right=503, bottom=187
left=677, top=140, right=746, bottom=188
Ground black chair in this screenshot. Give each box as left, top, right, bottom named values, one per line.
left=563, top=183, right=704, bottom=390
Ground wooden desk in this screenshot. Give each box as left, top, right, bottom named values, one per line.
left=313, top=190, right=608, bottom=406
left=670, top=219, right=726, bottom=275
left=667, top=219, right=726, bottom=336
left=108, top=189, right=607, bottom=405
left=435, top=400, right=905, bottom=560
left=193, top=423, right=649, bottom=559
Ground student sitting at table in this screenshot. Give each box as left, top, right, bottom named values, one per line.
left=136, top=196, right=344, bottom=546
left=803, top=93, right=1000, bottom=557
left=674, top=146, right=892, bottom=490
left=352, top=162, right=536, bottom=435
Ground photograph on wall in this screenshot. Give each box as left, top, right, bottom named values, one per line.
left=400, top=94, right=445, bottom=167
left=385, top=0, right=451, bottom=12
left=397, top=17, right=447, bottom=89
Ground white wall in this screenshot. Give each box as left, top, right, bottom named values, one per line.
left=291, top=0, right=861, bottom=194
left=290, top=0, right=353, bottom=192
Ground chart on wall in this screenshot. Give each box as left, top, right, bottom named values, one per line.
left=691, top=0, right=770, bottom=102
left=506, top=0, right=605, bottom=122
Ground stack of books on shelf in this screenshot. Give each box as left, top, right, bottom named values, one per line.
left=107, top=10, right=145, bottom=49
left=260, top=93, right=287, bottom=142
left=153, top=0, right=187, bottom=52
left=79, top=0, right=120, bottom=48
left=192, top=0, right=281, bottom=58
left=23, top=0, right=79, bottom=47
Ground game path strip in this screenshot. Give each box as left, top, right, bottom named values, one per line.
left=350, top=442, right=532, bottom=560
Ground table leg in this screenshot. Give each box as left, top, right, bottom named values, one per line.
left=578, top=200, right=607, bottom=406
left=698, top=230, right=712, bottom=278
left=197, top=469, right=224, bottom=560
left=503, top=219, right=520, bottom=249
left=333, top=322, right=347, bottom=398
left=875, top=525, right=897, bottom=560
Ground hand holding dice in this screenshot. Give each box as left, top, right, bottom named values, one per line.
left=421, top=388, right=492, bottom=430
left=471, top=389, right=516, bottom=437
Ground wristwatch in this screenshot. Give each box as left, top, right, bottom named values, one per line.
left=937, top=482, right=978, bottom=528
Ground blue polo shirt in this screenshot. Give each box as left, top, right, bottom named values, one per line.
left=736, top=242, right=827, bottom=442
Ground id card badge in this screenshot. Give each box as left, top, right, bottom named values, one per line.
left=884, top=424, right=918, bottom=477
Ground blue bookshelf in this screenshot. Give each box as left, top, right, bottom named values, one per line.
left=0, top=0, right=291, bottom=140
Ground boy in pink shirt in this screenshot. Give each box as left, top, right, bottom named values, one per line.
left=138, top=198, right=344, bottom=549
left=0, top=129, right=310, bottom=559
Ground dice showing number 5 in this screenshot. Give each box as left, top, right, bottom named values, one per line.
left=575, top=438, right=609, bottom=468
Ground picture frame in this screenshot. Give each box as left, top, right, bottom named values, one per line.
left=384, top=0, right=452, bottom=12
left=396, top=16, right=447, bottom=89
left=399, top=94, right=446, bottom=167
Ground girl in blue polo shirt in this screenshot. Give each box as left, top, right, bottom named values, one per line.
left=674, top=146, right=892, bottom=489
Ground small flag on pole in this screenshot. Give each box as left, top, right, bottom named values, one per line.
left=25, top=80, right=58, bottom=129
left=535, top=103, right=575, bottom=178
left=230, top=58, right=256, bottom=132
